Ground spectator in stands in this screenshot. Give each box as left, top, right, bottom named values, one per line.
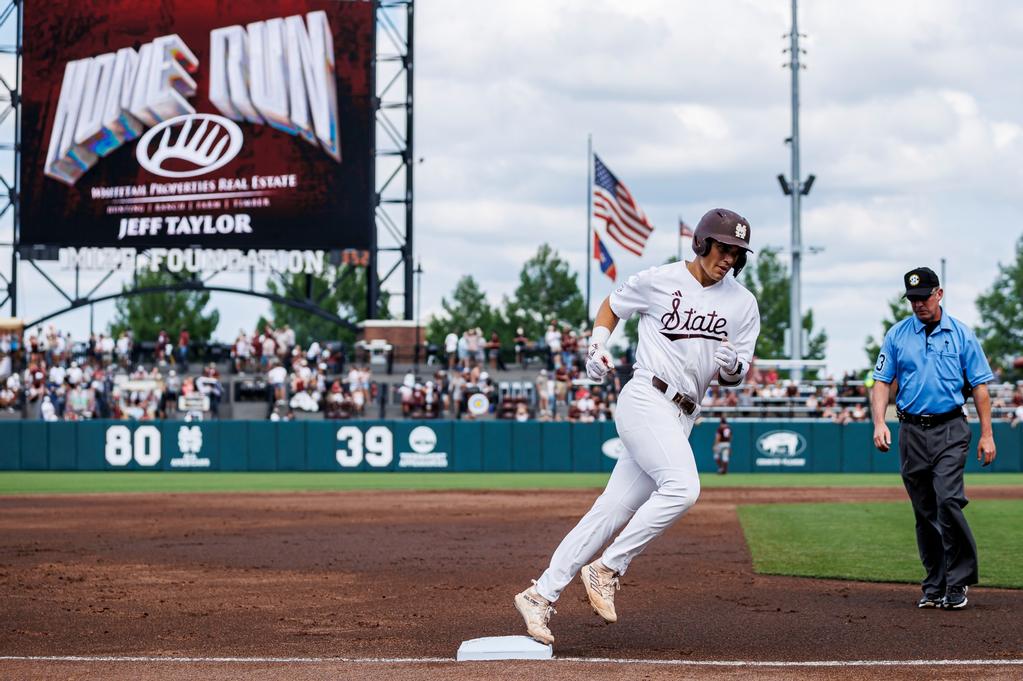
left=535, top=369, right=552, bottom=418
left=514, top=401, right=530, bottom=422
left=449, top=367, right=466, bottom=419
left=486, top=331, right=507, bottom=371
left=176, top=327, right=190, bottom=371
left=513, top=327, right=530, bottom=367
left=197, top=364, right=223, bottom=418
left=805, top=389, right=821, bottom=417
left=116, top=331, right=132, bottom=368
left=444, top=331, right=459, bottom=370
left=553, top=363, right=571, bottom=412
left=573, top=387, right=596, bottom=423
left=267, top=360, right=288, bottom=403
left=545, top=323, right=562, bottom=370
left=233, top=330, right=251, bottom=373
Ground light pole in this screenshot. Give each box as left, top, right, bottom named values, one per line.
left=413, top=260, right=424, bottom=376
left=778, top=0, right=815, bottom=383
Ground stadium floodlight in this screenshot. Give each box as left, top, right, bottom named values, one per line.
left=777, top=174, right=792, bottom=196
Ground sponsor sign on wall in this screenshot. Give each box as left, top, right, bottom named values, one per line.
left=754, top=430, right=808, bottom=468
left=21, top=0, right=375, bottom=250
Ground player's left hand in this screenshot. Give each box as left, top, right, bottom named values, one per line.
left=977, top=434, right=996, bottom=467
left=585, top=343, right=614, bottom=382
left=714, top=341, right=740, bottom=374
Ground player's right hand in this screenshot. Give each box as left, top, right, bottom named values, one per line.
left=585, top=343, right=614, bottom=382
left=873, top=423, right=891, bottom=452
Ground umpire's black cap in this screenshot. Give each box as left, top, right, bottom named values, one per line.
left=903, top=266, right=940, bottom=298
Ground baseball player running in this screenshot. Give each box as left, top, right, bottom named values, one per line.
left=514, top=209, right=761, bottom=645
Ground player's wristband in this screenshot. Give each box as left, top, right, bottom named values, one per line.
left=590, top=326, right=611, bottom=347
left=719, top=361, right=744, bottom=384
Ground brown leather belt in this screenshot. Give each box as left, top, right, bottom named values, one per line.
left=651, top=376, right=697, bottom=415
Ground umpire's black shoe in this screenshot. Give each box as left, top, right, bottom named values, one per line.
left=916, top=594, right=944, bottom=609
left=942, top=586, right=969, bottom=610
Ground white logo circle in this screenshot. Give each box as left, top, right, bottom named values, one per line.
left=601, top=437, right=627, bottom=460
left=136, top=113, right=243, bottom=178
left=408, top=426, right=437, bottom=454
left=467, top=393, right=490, bottom=416
left=909, top=274, right=920, bottom=286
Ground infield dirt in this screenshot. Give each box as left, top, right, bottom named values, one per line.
left=2, top=486, right=1022, bottom=680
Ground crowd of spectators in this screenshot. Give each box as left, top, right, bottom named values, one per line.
left=229, top=323, right=376, bottom=419
left=0, top=325, right=224, bottom=421
left=3, top=320, right=1022, bottom=425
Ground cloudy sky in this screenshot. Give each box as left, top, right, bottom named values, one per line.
left=5, top=1, right=1022, bottom=375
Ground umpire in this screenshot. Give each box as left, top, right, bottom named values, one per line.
left=870, top=266, right=996, bottom=610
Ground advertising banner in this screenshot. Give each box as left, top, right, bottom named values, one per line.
left=20, top=0, right=375, bottom=250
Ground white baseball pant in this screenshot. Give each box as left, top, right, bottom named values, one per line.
left=534, top=377, right=699, bottom=602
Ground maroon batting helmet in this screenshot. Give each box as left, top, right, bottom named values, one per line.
left=692, top=208, right=753, bottom=275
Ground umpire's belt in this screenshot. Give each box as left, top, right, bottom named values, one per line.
left=651, top=376, right=697, bottom=415
left=896, top=407, right=963, bottom=429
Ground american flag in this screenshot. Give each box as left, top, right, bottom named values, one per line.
left=592, top=154, right=654, bottom=257
left=679, top=218, right=694, bottom=238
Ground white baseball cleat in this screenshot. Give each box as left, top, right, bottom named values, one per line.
left=514, top=581, right=556, bottom=645
left=581, top=560, right=620, bottom=623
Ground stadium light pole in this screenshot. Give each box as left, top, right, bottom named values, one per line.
left=779, top=0, right=814, bottom=384
left=413, top=260, right=423, bottom=376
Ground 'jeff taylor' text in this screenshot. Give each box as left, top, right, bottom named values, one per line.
left=118, top=214, right=252, bottom=239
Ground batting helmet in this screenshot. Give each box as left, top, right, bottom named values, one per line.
left=692, top=208, right=753, bottom=275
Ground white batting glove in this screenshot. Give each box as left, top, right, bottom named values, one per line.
left=714, top=341, right=741, bottom=375
left=585, top=343, right=614, bottom=382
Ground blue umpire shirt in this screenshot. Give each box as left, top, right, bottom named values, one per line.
left=872, top=309, right=994, bottom=415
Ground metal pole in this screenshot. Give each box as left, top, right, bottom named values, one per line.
left=940, top=257, right=947, bottom=313
left=585, top=134, right=592, bottom=325
left=788, top=0, right=803, bottom=384
left=10, top=0, right=22, bottom=317
left=402, top=0, right=414, bottom=321
left=413, top=261, right=422, bottom=375
left=677, top=216, right=682, bottom=262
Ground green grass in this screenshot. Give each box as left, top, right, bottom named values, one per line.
left=0, top=471, right=1021, bottom=495
left=738, top=500, right=1023, bottom=589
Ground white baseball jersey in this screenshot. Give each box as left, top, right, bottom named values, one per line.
left=609, top=262, right=760, bottom=399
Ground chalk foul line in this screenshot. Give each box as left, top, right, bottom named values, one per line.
left=1, top=655, right=1022, bottom=667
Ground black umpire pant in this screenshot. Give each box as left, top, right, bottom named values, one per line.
left=899, top=416, right=978, bottom=595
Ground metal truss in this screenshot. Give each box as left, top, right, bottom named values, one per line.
left=0, top=0, right=20, bottom=315
left=1, top=0, right=413, bottom=330
left=373, top=0, right=414, bottom=320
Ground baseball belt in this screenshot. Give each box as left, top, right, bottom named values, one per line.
left=651, top=376, right=697, bottom=415
left=896, top=406, right=964, bottom=429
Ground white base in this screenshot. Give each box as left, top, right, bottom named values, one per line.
left=456, top=635, right=553, bottom=661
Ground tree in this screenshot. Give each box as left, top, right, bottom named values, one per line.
left=503, top=244, right=586, bottom=341
left=426, top=275, right=495, bottom=346
left=109, top=269, right=219, bottom=346
left=975, top=234, right=1023, bottom=379
left=263, top=265, right=389, bottom=348
left=740, top=248, right=827, bottom=364
left=864, top=292, right=913, bottom=368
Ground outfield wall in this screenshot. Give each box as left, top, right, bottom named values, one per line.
left=0, top=420, right=1020, bottom=473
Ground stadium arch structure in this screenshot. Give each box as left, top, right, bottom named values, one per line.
left=0, top=0, right=415, bottom=333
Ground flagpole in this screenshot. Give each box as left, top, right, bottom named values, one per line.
left=677, top=215, right=682, bottom=262
left=586, top=133, right=593, bottom=326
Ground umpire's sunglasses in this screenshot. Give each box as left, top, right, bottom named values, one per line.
left=906, top=287, right=938, bottom=303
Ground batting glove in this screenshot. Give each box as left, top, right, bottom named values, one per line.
left=714, top=341, right=741, bottom=375
left=585, top=343, right=614, bottom=382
